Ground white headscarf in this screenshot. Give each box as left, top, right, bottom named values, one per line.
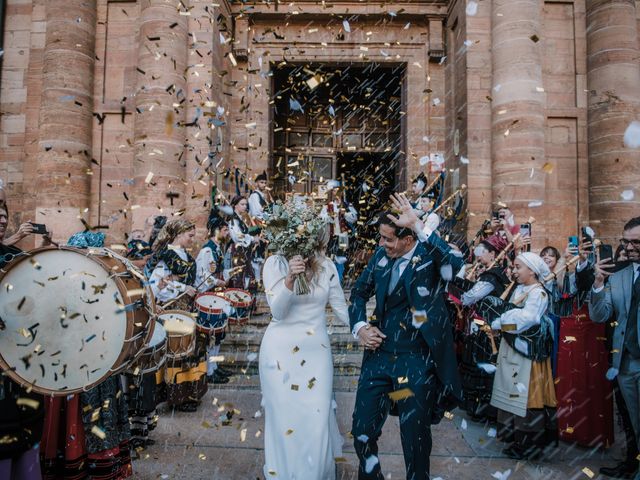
left=517, top=252, right=551, bottom=281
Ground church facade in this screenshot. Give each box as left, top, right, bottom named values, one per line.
left=1, top=0, right=639, bottom=248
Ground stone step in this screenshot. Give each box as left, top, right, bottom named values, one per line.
left=213, top=372, right=361, bottom=393
left=221, top=329, right=360, bottom=351
left=215, top=350, right=364, bottom=376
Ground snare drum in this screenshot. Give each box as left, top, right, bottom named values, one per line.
left=160, top=311, right=196, bottom=360
left=194, top=293, right=229, bottom=335
left=0, top=247, right=155, bottom=396
left=224, top=288, right=253, bottom=325
left=130, top=320, right=167, bottom=375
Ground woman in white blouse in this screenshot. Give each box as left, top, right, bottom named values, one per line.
left=490, top=252, right=557, bottom=461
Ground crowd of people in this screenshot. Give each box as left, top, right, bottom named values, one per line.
left=0, top=170, right=639, bottom=480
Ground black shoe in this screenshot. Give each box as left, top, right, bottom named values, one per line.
left=600, top=462, right=638, bottom=479
left=176, top=402, right=198, bottom=413
left=212, top=370, right=230, bottom=384
left=502, top=444, right=526, bottom=460
left=216, top=367, right=233, bottom=377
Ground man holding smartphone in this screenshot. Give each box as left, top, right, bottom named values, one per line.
left=589, top=217, right=640, bottom=480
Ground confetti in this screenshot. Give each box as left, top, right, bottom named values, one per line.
left=388, top=388, right=414, bottom=401
left=621, top=190, right=635, bottom=201
left=342, top=20, right=351, bottom=33
left=91, top=426, right=106, bottom=440
left=582, top=467, right=595, bottom=478
left=623, top=121, right=640, bottom=148
left=466, top=1, right=478, bottom=16
left=364, top=455, right=379, bottom=474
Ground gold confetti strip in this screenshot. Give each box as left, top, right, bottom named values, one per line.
left=198, top=453, right=207, bottom=461
left=565, top=427, right=574, bottom=434
left=91, top=426, right=106, bottom=440
left=240, top=429, right=247, bottom=442
left=444, top=411, right=455, bottom=420
left=291, top=384, right=299, bottom=391
left=582, top=467, right=594, bottom=478
left=16, top=398, right=40, bottom=409
left=285, top=429, right=294, bottom=436
left=292, top=346, right=299, bottom=353
left=388, top=388, right=414, bottom=402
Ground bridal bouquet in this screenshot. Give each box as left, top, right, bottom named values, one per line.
left=263, top=199, right=328, bottom=295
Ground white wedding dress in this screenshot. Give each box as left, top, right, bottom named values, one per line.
left=259, top=255, right=349, bottom=480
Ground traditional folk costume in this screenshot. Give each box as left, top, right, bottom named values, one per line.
left=551, top=259, right=614, bottom=447
left=490, top=253, right=557, bottom=460
left=0, top=245, right=44, bottom=480
left=320, top=198, right=358, bottom=284
left=227, top=212, right=259, bottom=296
left=196, top=234, right=232, bottom=384
left=42, top=232, right=132, bottom=479
left=149, top=247, right=208, bottom=412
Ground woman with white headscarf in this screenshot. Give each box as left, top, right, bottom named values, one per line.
left=489, top=252, right=557, bottom=461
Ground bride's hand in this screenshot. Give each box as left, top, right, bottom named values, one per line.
left=285, top=255, right=306, bottom=290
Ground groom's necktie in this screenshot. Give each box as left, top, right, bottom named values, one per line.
left=388, top=257, right=407, bottom=295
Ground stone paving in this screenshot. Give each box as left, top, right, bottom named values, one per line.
left=130, top=307, right=623, bottom=480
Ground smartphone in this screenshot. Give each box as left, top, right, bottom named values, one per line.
left=598, top=243, right=614, bottom=263
left=29, top=222, right=48, bottom=235
left=519, top=223, right=532, bottom=251
left=568, top=236, right=579, bottom=248
left=581, top=226, right=594, bottom=243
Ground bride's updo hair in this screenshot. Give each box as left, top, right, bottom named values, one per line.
left=306, top=223, right=331, bottom=284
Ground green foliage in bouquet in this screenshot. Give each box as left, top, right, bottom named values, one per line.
left=263, top=200, right=328, bottom=294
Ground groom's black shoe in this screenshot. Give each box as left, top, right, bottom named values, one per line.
left=216, top=366, right=233, bottom=377
left=600, top=461, right=638, bottom=479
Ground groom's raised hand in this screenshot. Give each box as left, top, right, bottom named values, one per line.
left=357, top=324, right=386, bottom=350
left=388, top=193, right=422, bottom=230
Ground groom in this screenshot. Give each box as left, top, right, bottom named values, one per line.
left=349, top=193, right=464, bottom=480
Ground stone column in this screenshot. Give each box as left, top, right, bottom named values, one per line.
left=131, top=0, right=188, bottom=229
left=36, top=1, right=97, bottom=240
left=491, top=0, right=547, bottom=243
left=586, top=0, right=640, bottom=242
left=185, top=0, right=216, bottom=239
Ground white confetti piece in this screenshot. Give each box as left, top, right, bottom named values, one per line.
left=466, top=1, right=478, bottom=16
left=364, top=455, right=379, bottom=474
left=144, top=171, right=154, bottom=184
left=623, top=120, right=640, bottom=149
left=528, top=200, right=543, bottom=207
left=357, top=434, right=369, bottom=443
left=432, top=98, right=441, bottom=106
left=247, top=352, right=258, bottom=362
left=343, top=20, right=351, bottom=33
left=516, top=382, right=527, bottom=393
left=492, top=470, right=512, bottom=480
left=487, top=427, right=497, bottom=438
left=461, top=419, right=467, bottom=430
left=460, top=156, right=469, bottom=164
left=419, top=156, right=430, bottom=166
left=621, top=190, right=635, bottom=201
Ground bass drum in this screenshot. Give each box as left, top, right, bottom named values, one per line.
left=0, top=246, right=156, bottom=396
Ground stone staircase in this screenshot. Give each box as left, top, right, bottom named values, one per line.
left=215, top=292, right=366, bottom=392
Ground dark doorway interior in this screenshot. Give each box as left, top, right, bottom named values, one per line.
left=271, top=62, right=405, bottom=283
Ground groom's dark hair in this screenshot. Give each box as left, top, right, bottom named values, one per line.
left=377, top=211, right=416, bottom=239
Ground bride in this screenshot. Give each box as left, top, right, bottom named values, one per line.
left=259, top=223, right=349, bottom=480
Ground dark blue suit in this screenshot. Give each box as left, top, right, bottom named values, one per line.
left=349, top=234, right=464, bottom=480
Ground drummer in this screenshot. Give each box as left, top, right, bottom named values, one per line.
left=196, top=215, right=232, bottom=384
left=147, top=219, right=207, bottom=413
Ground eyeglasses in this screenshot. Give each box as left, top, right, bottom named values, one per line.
left=620, top=238, right=640, bottom=248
